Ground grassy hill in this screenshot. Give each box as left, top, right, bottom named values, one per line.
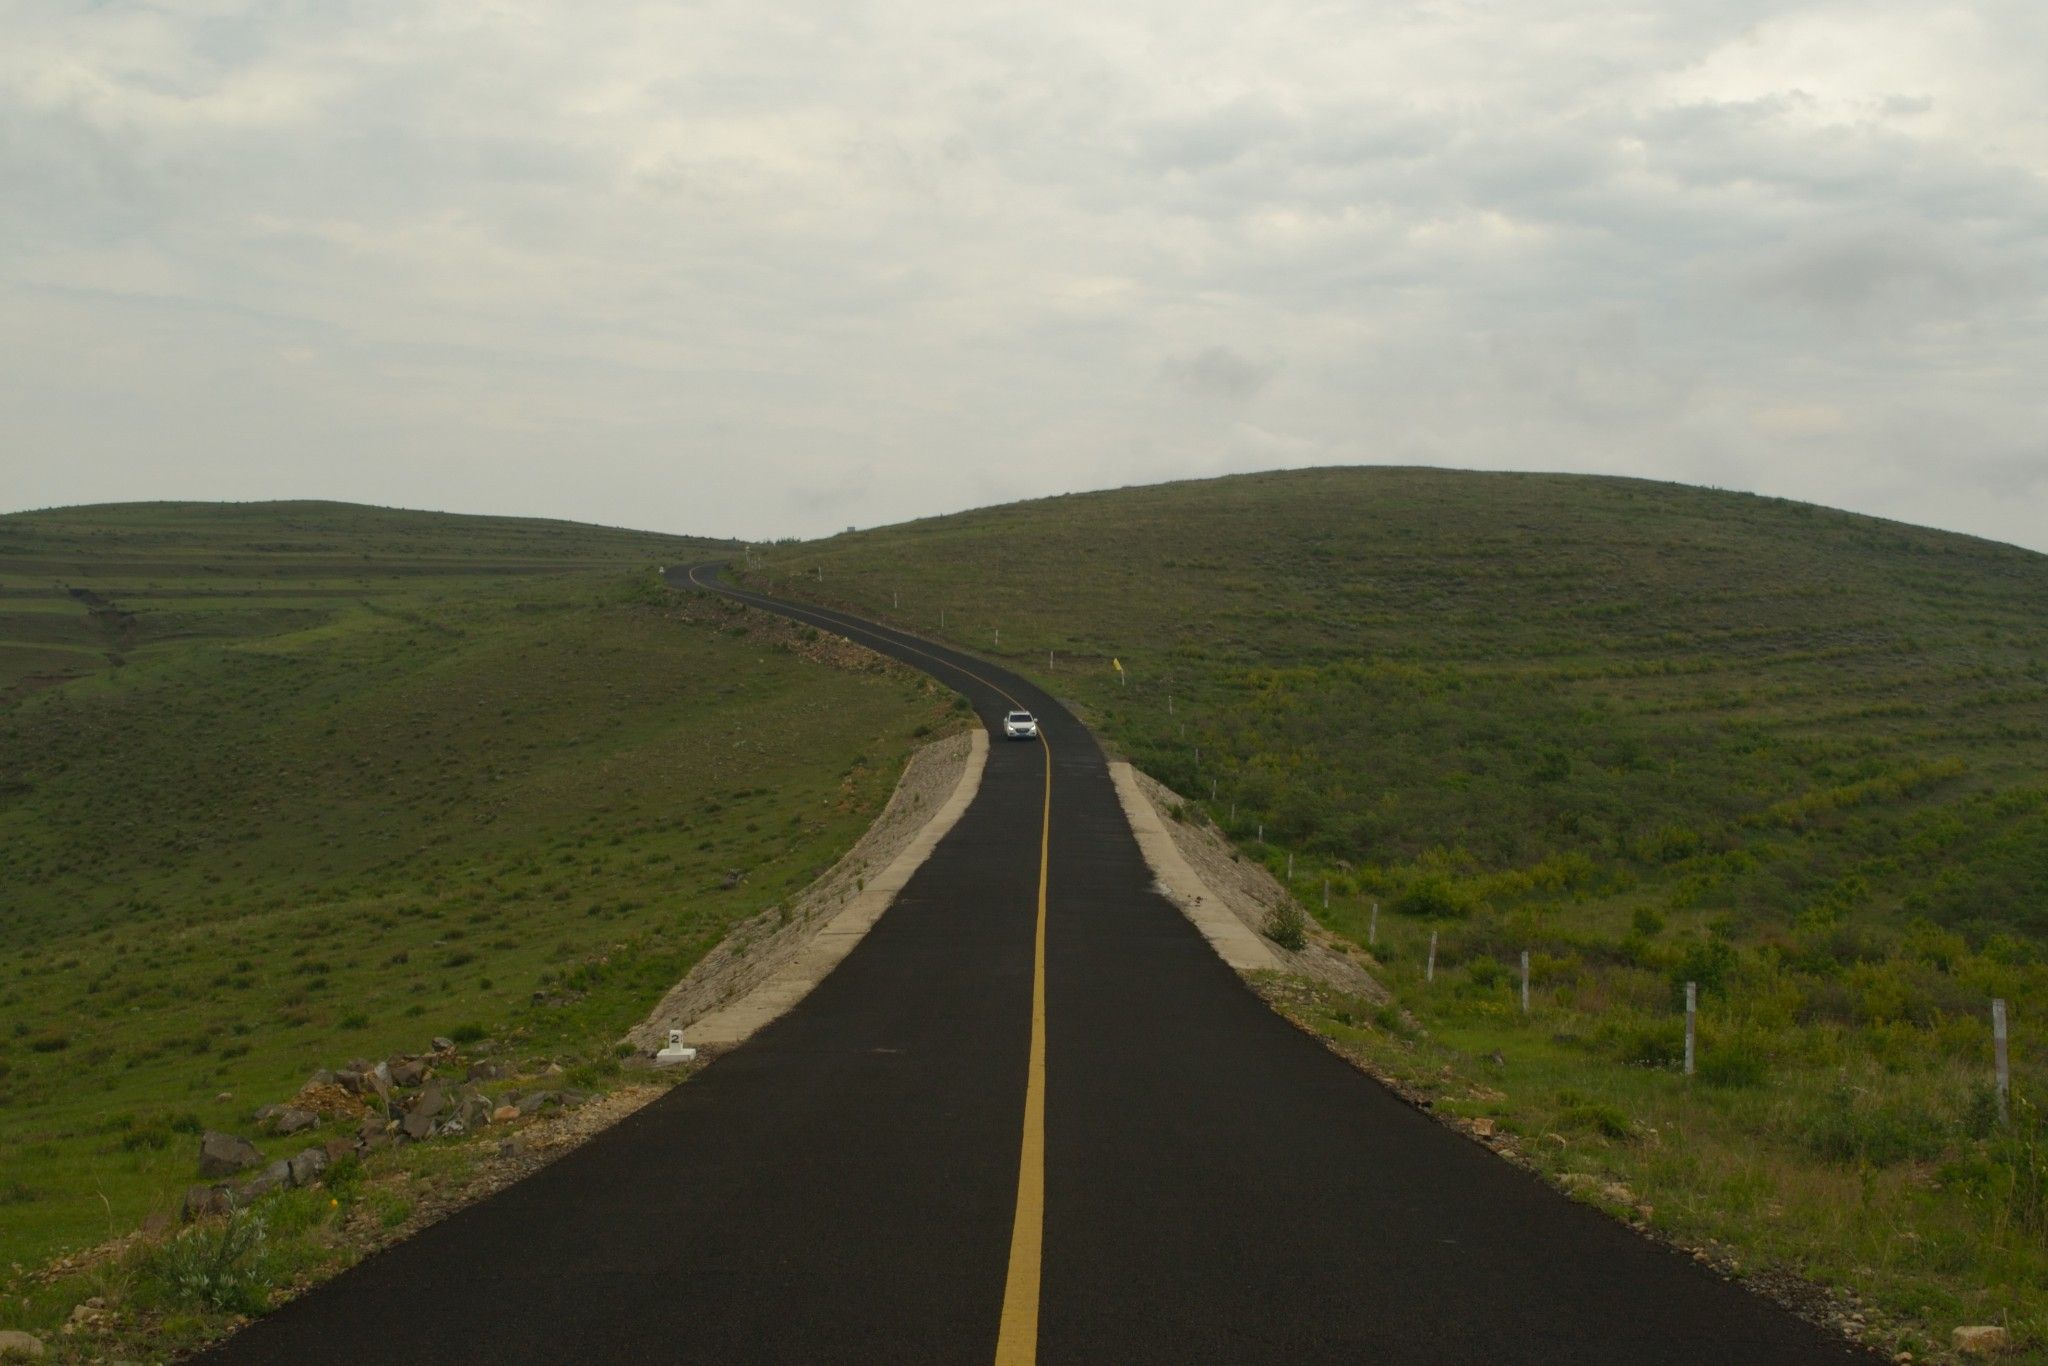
left=0, top=503, right=949, bottom=1285
left=744, top=467, right=2048, bottom=1353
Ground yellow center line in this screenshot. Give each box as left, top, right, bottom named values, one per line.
left=683, top=563, right=1051, bottom=1362
left=994, top=737, right=1050, bottom=1364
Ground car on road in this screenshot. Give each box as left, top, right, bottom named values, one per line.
left=1003, top=710, right=1039, bottom=740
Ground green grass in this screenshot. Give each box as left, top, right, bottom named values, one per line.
left=744, top=466, right=2048, bottom=1354
left=0, top=502, right=949, bottom=1279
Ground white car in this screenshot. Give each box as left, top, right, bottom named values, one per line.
left=1003, top=710, right=1040, bottom=740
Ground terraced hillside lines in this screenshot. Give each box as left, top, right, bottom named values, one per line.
left=743, top=467, right=2048, bottom=1354
left=0, top=500, right=715, bottom=700
left=0, top=504, right=948, bottom=1281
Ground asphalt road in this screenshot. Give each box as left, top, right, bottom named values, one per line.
left=204, top=566, right=1868, bottom=1364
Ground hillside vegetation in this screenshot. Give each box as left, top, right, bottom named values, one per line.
left=0, top=503, right=947, bottom=1291
left=746, top=467, right=2048, bottom=1353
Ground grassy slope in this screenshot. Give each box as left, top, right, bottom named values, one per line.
left=0, top=504, right=948, bottom=1276
left=746, top=467, right=2048, bottom=1356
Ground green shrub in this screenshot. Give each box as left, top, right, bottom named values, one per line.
left=1668, top=937, right=1738, bottom=1004
left=450, top=1022, right=487, bottom=1044
left=1696, top=1039, right=1769, bottom=1088
left=1802, top=1082, right=1951, bottom=1167
left=1265, top=901, right=1307, bottom=952
left=1597, top=1016, right=1684, bottom=1068
left=1393, top=874, right=1472, bottom=919
left=142, top=1211, right=272, bottom=1314
left=1557, top=1100, right=1634, bottom=1141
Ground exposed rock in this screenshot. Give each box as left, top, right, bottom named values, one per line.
left=389, top=1059, right=427, bottom=1088
left=307, top=1068, right=337, bottom=1087
left=542, top=1062, right=564, bottom=1078
left=408, top=1079, right=447, bottom=1119
left=271, top=1107, right=321, bottom=1137
left=287, top=1147, right=330, bottom=1187
left=1952, top=1326, right=2010, bottom=1356
left=356, top=1116, right=390, bottom=1145
left=1470, top=1118, right=1497, bottom=1139
left=431, top=1036, right=455, bottom=1053
left=453, top=1090, right=491, bottom=1131
left=235, top=1159, right=294, bottom=1204
left=0, top=1329, right=45, bottom=1359
left=198, top=1131, right=263, bottom=1178
left=252, top=1103, right=283, bottom=1127
left=323, top=1137, right=357, bottom=1165
left=515, top=1091, right=556, bottom=1116
left=181, top=1185, right=234, bottom=1221
left=467, top=1059, right=514, bottom=1081
left=491, top=1105, right=519, bottom=1124
left=399, top=1110, right=437, bottom=1141
left=559, top=1090, right=593, bottom=1110
left=334, top=1069, right=367, bottom=1095
left=439, top=1119, right=467, bottom=1138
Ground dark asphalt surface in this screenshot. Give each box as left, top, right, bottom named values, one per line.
left=203, top=565, right=1868, bottom=1364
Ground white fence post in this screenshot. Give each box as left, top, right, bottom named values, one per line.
left=1426, top=930, right=1437, bottom=984
left=1994, top=998, right=2010, bottom=1123
left=1322, top=879, right=1329, bottom=910
left=1685, top=981, right=1698, bottom=1078
left=1286, top=851, right=1293, bottom=881
left=1521, top=950, right=1531, bottom=1014
left=1369, top=901, right=1378, bottom=947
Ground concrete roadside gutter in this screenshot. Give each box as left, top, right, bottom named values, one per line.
left=1109, top=760, right=1281, bottom=973
left=683, top=730, right=990, bottom=1049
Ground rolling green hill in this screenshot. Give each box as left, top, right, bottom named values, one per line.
left=0, top=503, right=949, bottom=1284
left=745, top=467, right=2048, bottom=1352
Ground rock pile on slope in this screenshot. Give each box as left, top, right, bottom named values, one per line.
left=181, top=1039, right=593, bottom=1221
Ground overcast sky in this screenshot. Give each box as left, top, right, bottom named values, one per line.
left=4, top=1, right=2046, bottom=550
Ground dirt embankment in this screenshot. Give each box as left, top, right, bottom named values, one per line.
left=1122, top=767, right=1384, bottom=1000
left=625, top=728, right=982, bottom=1054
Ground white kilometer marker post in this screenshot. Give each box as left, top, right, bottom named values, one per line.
left=1286, top=851, right=1293, bottom=880
left=1685, top=982, right=1697, bottom=1077
left=1369, top=901, right=1378, bottom=947
left=1993, top=998, right=2010, bottom=1123
left=1323, top=880, right=1329, bottom=909
left=1426, top=930, right=1437, bottom=983
left=1520, top=951, right=1530, bottom=1014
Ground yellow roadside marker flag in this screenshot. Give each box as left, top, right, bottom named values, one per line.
left=1113, top=658, right=1124, bottom=673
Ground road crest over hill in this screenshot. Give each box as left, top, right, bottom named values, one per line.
left=201, top=564, right=1866, bottom=1364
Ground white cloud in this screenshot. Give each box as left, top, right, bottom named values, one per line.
left=1, top=0, right=2044, bottom=550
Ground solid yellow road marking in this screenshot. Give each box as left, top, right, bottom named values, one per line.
left=994, top=739, right=1050, bottom=1364
left=683, top=563, right=1053, bottom=1363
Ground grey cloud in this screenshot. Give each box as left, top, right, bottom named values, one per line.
left=1747, top=227, right=2014, bottom=321
left=1163, top=346, right=1272, bottom=402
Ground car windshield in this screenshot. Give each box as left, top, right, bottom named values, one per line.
left=1008, top=712, right=1033, bottom=721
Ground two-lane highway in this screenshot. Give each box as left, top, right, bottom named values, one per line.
left=205, top=566, right=1867, bottom=1363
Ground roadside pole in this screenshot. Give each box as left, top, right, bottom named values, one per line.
left=1426, top=930, right=1437, bottom=984
left=1520, top=951, right=1531, bottom=1014
left=1685, top=982, right=1697, bottom=1078
left=1369, top=901, right=1378, bottom=947
left=1994, top=998, right=2010, bottom=1123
